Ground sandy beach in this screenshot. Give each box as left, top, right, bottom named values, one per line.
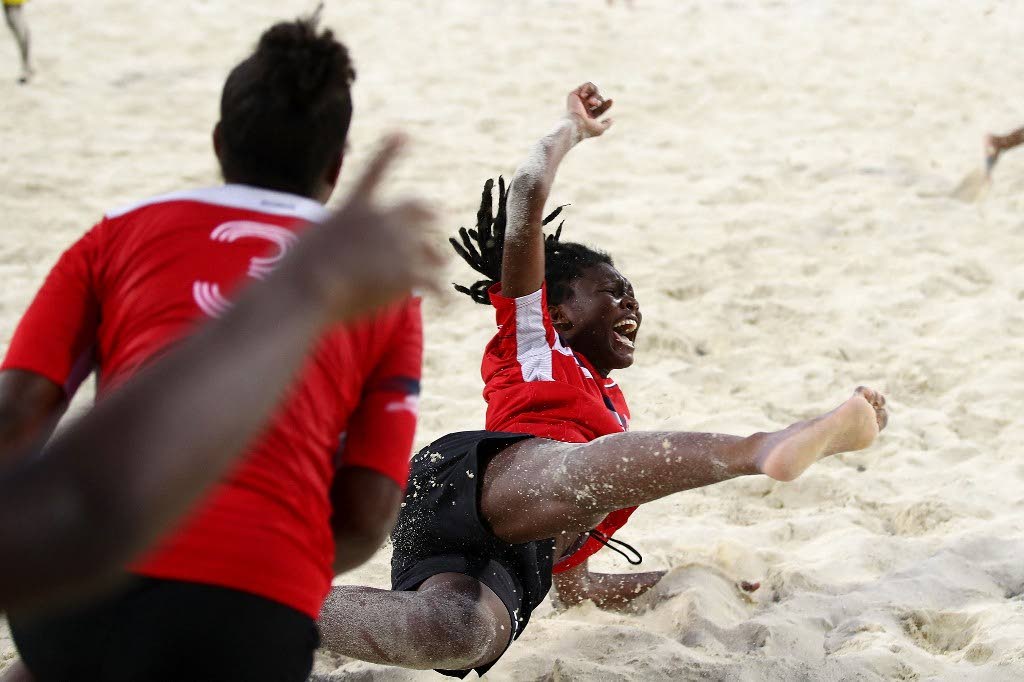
left=2, top=0, right=1024, bottom=679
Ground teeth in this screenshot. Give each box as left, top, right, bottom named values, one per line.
left=614, top=319, right=638, bottom=334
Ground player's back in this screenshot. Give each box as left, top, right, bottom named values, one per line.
left=4, top=184, right=421, bottom=617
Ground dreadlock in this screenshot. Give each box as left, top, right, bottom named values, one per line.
left=451, top=177, right=614, bottom=305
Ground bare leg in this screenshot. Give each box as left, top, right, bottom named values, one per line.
left=319, top=573, right=511, bottom=671
left=3, top=5, right=31, bottom=83
left=482, top=387, right=887, bottom=543
left=318, top=388, right=886, bottom=670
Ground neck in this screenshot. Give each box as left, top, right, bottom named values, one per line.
left=223, top=176, right=321, bottom=202
left=575, top=347, right=611, bottom=378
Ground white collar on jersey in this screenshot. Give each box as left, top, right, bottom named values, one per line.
left=104, top=184, right=330, bottom=222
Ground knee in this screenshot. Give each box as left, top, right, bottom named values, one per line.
left=418, top=591, right=508, bottom=670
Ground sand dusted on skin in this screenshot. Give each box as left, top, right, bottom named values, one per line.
left=2, top=0, right=1024, bottom=680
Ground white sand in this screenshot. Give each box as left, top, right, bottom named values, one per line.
left=3, top=0, right=1024, bottom=679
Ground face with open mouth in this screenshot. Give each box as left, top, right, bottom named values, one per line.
left=549, top=262, right=641, bottom=375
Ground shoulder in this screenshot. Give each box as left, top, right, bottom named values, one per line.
left=488, top=281, right=546, bottom=311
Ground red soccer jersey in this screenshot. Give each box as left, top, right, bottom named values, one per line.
left=1, top=185, right=422, bottom=618
left=482, top=283, right=636, bottom=571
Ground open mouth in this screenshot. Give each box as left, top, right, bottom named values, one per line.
left=612, top=317, right=638, bottom=350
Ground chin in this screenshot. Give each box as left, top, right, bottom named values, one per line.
left=611, top=352, right=636, bottom=369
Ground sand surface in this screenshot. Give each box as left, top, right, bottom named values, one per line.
left=2, top=0, right=1024, bottom=680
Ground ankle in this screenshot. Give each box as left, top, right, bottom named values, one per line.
left=733, top=431, right=773, bottom=477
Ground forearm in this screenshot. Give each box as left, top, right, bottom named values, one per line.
left=508, top=118, right=580, bottom=219
left=556, top=568, right=665, bottom=609
left=332, top=534, right=386, bottom=575
left=0, top=267, right=331, bottom=611
left=501, top=118, right=581, bottom=296
left=331, top=467, right=404, bottom=575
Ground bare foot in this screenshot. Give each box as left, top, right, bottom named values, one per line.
left=757, top=387, right=887, bottom=482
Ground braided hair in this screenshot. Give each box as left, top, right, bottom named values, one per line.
left=451, top=177, right=614, bottom=305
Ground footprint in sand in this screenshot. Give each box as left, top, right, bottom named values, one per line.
left=900, top=609, right=984, bottom=660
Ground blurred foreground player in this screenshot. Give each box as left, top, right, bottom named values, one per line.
left=2, top=16, right=428, bottom=682
left=0, top=137, right=436, bottom=613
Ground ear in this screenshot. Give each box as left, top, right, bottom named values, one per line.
left=548, top=304, right=573, bottom=331
left=212, top=121, right=224, bottom=164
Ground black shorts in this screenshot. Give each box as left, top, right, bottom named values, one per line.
left=10, top=577, right=320, bottom=682
left=391, top=430, right=554, bottom=678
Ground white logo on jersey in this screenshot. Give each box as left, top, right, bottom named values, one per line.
left=193, top=221, right=299, bottom=318
left=384, top=395, right=420, bottom=416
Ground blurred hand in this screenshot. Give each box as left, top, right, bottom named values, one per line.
left=283, top=135, right=444, bottom=321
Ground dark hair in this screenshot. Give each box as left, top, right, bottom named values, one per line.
left=451, top=177, right=614, bottom=305
left=217, top=13, right=355, bottom=197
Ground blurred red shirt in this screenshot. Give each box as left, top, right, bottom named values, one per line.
left=2, top=185, right=422, bottom=618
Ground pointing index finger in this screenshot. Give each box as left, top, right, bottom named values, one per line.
left=352, top=133, right=408, bottom=198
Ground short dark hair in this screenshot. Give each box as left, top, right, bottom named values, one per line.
left=217, top=15, right=355, bottom=196
left=451, top=177, right=614, bottom=306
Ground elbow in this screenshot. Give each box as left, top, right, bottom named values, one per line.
left=507, top=170, right=543, bottom=200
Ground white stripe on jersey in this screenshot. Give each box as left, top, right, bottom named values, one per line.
left=105, top=184, right=330, bottom=222
left=513, top=288, right=554, bottom=382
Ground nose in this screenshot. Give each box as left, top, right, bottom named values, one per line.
left=621, top=294, right=639, bottom=313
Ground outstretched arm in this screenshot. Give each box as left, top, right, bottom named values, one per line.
left=553, top=557, right=664, bottom=610
left=500, top=83, right=613, bottom=298
left=0, top=137, right=441, bottom=614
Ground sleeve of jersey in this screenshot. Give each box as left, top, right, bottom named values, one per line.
left=487, top=282, right=559, bottom=383
left=1, top=225, right=102, bottom=398
left=339, top=298, right=423, bottom=489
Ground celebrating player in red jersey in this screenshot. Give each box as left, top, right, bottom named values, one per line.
left=315, top=83, right=890, bottom=677
left=1, top=17, right=424, bottom=682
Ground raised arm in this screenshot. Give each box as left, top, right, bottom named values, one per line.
left=0, top=137, right=441, bottom=613
left=500, top=83, right=614, bottom=298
